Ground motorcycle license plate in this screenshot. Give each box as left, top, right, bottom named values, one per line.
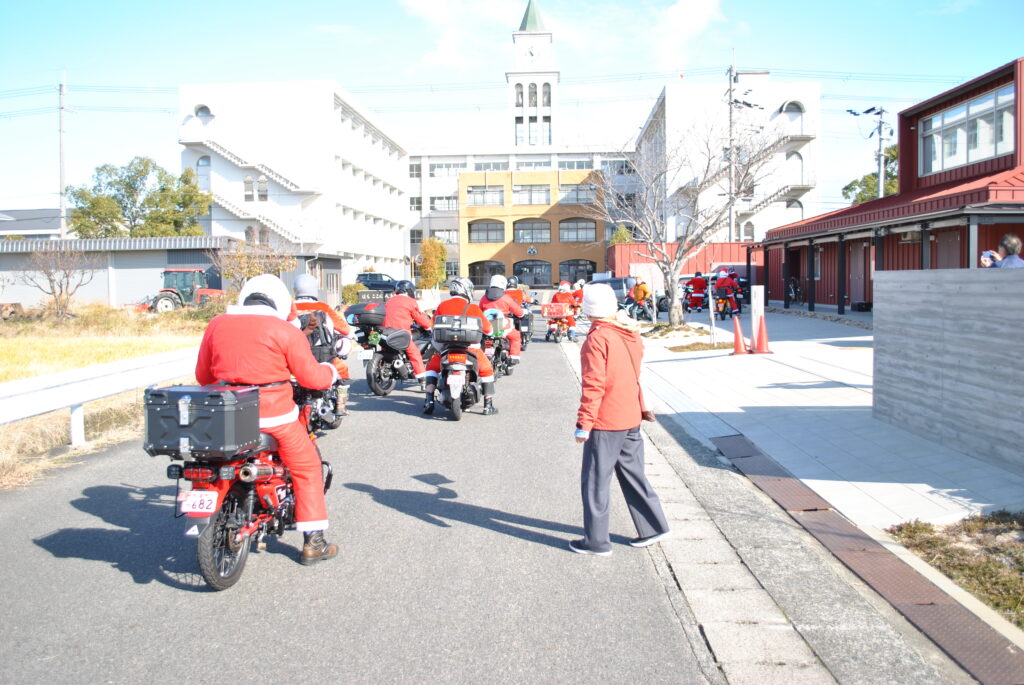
left=180, top=489, right=218, bottom=515
left=359, top=349, right=374, bottom=361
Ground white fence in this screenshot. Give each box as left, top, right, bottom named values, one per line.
left=0, top=347, right=199, bottom=446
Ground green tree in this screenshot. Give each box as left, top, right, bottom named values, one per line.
left=68, top=157, right=210, bottom=238
left=607, top=224, right=634, bottom=245
left=416, top=238, right=448, bottom=289
left=842, top=144, right=898, bottom=205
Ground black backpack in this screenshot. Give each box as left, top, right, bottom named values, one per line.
left=298, top=309, right=338, bottom=363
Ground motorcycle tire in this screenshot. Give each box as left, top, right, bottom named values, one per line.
left=197, top=487, right=251, bottom=591
left=367, top=353, right=396, bottom=396
left=325, top=414, right=344, bottom=430
left=450, top=400, right=463, bottom=421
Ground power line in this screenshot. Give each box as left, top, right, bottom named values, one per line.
left=0, top=85, right=54, bottom=100
left=0, top=106, right=58, bottom=119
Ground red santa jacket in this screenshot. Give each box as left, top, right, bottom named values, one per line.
left=506, top=288, right=532, bottom=305
left=577, top=319, right=647, bottom=432
left=479, top=290, right=525, bottom=318
left=714, top=275, right=739, bottom=295
left=383, top=293, right=432, bottom=331
left=295, top=300, right=351, bottom=336
left=196, top=306, right=336, bottom=428
left=685, top=276, right=707, bottom=294
left=551, top=291, right=577, bottom=309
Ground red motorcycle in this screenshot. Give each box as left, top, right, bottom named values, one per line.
left=144, top=383, right=331, bottom=591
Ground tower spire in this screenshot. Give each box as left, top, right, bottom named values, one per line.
left=519, top=0, right=546, bottom=32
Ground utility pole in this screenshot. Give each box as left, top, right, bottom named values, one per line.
left=847, top=106, right=891, bottom=200
left=725, top=55, right=769, bottom=242
left=58, top=71, right=67, bottom=236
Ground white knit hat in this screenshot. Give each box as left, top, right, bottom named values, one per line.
left=582, top=283, right=618, bottom=319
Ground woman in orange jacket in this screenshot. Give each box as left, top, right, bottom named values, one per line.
left=569, top=283, right=670, bottom=556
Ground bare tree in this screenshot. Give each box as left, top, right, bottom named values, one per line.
left=206, top=241, right=298, bottom=295
left=586, top=104, right=782, bottom=326
left=18, top=246, right=100, bottom=319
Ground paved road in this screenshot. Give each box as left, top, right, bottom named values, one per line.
left=0, top=336, right=716, bottom=683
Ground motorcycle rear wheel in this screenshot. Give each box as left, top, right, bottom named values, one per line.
left=197, top=488, right=251, bottom=591
left=367, top=354, right=396, bottom=396
left=450, top=400, right=463, bottom=421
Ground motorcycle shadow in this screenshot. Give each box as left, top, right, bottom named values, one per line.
left=32, top=483, right=214, bottom=592
left=345, top=477, right=632, bottom=551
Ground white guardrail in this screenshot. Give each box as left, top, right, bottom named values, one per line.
left=0, top=347, right=199, bottom=446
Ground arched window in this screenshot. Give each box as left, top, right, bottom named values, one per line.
left=194, top=105, right=212, bottom=117
left=786, top=200, right=804, bottom=220
left=513, top=219, right=550, bottom=243
left=468, top=261, right=505, bottom=283
left=196, top=155, right=211, bottom=167
left=258, top=227, right=270, bottom=245
left=243, top=176, right=254, bottom=201
left=245, top=226, right=255, bottom=243
left=782, top=101, right=804, bottom=113
left=257, top=175, right=269, bottom=201
left=468, top=220, right=504, bottom=243
left=559, top=260, right=595, bottom=284
left=559, top=218, right=596, bottom=242
left=786, top=151, right=805, bottom=185
left=742, top=222, right=755, bottom=242
left=515, top=84, right=524, bottom=107
left=513, top=260, right=551, bottom=287
left=543, top=83, right=551, bottom=107
left=529, top=83, right=537, bottom=107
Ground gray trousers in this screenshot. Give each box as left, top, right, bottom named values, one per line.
left=581, top=426, right=670, bottom=553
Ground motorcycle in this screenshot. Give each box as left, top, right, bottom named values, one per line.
left=713, top=287, right=735, bottom=321
left=482, top=309, right=514, bottom=377
left=541, top=302, right=573, bottom=342
left=297, top=380, right=345, bottom=432
left=432, top=313, right=485, bottom=420
left=513, top=295, right=536, bottom=351
left=144, top=382, right=332, bottom=591
left=347, top=303, right=432, bottom=396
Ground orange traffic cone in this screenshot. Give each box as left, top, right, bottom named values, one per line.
left=731, top=316, right=748, bottom=355
left=751, top=315, right=772, bottom=354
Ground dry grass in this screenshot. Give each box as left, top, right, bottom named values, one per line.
left=642, top=323, right=709, bottom=339
left=666, top=341, right=737, bottom=353
left=888, top=513, right=1024, bottom=629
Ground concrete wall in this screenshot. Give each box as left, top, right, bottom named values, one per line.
left=874, top=269, right=1024, bottom=475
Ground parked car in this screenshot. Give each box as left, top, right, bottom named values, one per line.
left=355, top=272, right=398, bottom=291
left=597, top=277, right=637, bottom=305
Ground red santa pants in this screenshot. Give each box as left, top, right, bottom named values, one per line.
left=263, top=419, right=328, bottom=532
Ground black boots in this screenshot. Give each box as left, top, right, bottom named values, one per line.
left=300, top=531, right=338, bottom=565
left=423, top=393, right=435, bottom=414
left=483, top=397, right=498, bottom=415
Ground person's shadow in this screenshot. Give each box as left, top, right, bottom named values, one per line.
left=345, top=474, right=629, bottom=550
left=32, top=483, right=262, bottom=592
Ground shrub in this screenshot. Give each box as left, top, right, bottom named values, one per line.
left=342, top=282, right=367, bottom=305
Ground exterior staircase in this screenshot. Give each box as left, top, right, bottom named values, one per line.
left=212, top=193, right=306, bottom=246
left=180, top=137, right=314, bottom=193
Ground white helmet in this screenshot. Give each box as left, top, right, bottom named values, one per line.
left=574, top=279, right=585, bottom=290
left=238, top=274, right=292, bottom=321
left=449, top=277, right=474, bottom=300
left=292, top=273, right=319, bottom=300
left=489, top=274, right=508, bottom=290
left=558, top=281, right=571, bottom=293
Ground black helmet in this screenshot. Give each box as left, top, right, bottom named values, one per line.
left=506, top=275, right=519, bottom=288
left=395, top=279, right=416, bottom=297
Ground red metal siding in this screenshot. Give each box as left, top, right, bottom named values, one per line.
left=767, top=246, right=784, bottom=300
left=606, top=242, right=763, bottom=278
left=884, top=233, right=922, bottom=271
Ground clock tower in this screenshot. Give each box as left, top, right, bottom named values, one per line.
left=506, top=0, right=559, bottom=146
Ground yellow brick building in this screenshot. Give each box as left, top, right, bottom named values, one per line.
left=457, top=169, right=607, bottom=287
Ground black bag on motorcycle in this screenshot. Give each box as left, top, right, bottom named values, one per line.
left=432, top=314, right=483, bottom=345
left=380, top=327, right=412, bottom=351
left=345, top=302, right=385, bottom=326
left=298, top=310, right=337, bottom=363
left=143, top=385, right=260, bottom=460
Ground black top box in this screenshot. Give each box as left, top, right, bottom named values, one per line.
left=144, top=385, right=260, bottom=460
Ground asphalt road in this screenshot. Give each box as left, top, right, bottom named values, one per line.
left=0, top=335, right=713, bottom=684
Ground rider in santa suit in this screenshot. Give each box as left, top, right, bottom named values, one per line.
left=195, top=274, right=340, bottom=566
left=550, top=281, right=580, bottom=342
left=478, top=274, right=525, bottom=365
left=292, top=273, right=353, bottom=381
left=383, top=279, right=433, bottom=387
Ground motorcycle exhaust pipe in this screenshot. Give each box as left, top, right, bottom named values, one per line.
left=238, top=464, right=275, bottom=482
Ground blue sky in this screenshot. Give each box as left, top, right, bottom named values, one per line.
left=2, top=0, right=1022, bottom=213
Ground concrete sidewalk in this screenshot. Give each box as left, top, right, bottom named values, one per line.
left=639, top=307, right=1024, bottom=532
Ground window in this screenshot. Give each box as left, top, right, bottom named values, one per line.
left=514, top=220, right=550, bottom=243
left=513, top=184, right=550, bottom=204
left=429, top=195, right=458, bottom=211
left=433, top=229, right=457, bottom=245
left=607, top=191, right=636, bottom=212
left=814, top=247, right=822, bottom=280
left=558, top=159, right=593, bottom=170
left=515, top=159, right=551, bottom=171
left=742, top=221, right=755, bottom=242
left=243, top=176, right=254, bottom=202
left=513, top=259, right=551, bottom=286
left=785, top=200, right=803, bottom=220
left=410, top=196, right=422, bottom=211
left=468, top=221, right=504, bottom=243
left=515, top=117, right=525, bottom=146
left=559, top=184, right=596, bottom=204
left=410, top=229, right=423, bottom=245
left=429, top=162, right=467, bottom=177
left=245, top=225, right=255, bottom=243
left=920, top=84, right=1015, bottom=175
left=196, top=155, right=211, bottom=167
left=541, top=116, right=551, bottom=144
left=257, top=175, right=268, bottom=201
left=469, top=261, right=505, bottom=283
left=528, top=116, right=538, bottom=145
left=467, top=185, right=504, bottom=206
left=194, top=105, right=212, bottom=117
left=559, top=260, right=595, bottom=284
left=782, top=101, right=804, bottom=113
left=543, top=83, right=551, bottom=107
left=259, top=227, right=270, bottom=245
left=515, top=84, right=524, bottom=107
left=529, top=83, right=537, bottom=107
left=445, top=261, right=460, bottom=278
left=474, top=161, right=509, bottom=171
left=409, top=163, right=421, bottom=178
left=601, top=159, right=634, bottom=175
left=559, top=219, right=596, bottom=242
left=605, top=221, right=636, bottom=241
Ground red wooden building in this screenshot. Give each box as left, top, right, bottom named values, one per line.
left=756, top=58, right=1024, bottom=313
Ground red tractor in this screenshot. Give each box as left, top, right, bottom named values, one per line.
left=152, top=268, right=224, bottom=313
